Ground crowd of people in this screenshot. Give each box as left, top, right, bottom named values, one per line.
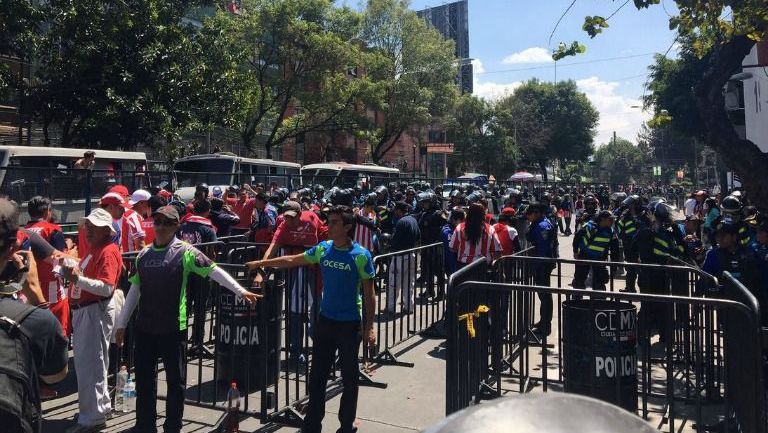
left=0, top=177, right=766, bottom=433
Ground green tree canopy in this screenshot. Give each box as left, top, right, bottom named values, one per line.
left=594, top=136, right=647, bottom=185
left=495, top=79, right=598, bottom=180
left=357, top=0, right=458, bottom=162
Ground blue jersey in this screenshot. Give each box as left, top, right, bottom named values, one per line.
left=527, top=218, right=556, bottom=258
left=304, top=240, right=375, bottom=322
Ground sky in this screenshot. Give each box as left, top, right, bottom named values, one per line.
left=348, top=0, right=682, bottom=147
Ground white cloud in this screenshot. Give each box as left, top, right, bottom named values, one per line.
left=502, top=47, right=553, bottom=64
left=471, top=58, right=486, bottom=74
left=473, top=80, right=522, bottom=100
left=471, top=59, right=520, bottom=100
left=576, top=76, right=651, bottom=146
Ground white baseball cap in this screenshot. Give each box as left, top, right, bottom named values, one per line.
left=128, top=189, right=151, bottom=205
left=81, top=208, right=117, bottom=235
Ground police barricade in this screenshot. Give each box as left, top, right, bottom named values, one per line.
left=371, top=242, right=445, bottom=366
left=445, top=259, right=764, bottom=433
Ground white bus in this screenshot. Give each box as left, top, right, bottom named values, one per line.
left=0, top=145, right=148, bottom=224
left=173, top=153, right=301, bottom=201
left=300, top=162, right=400, bottom=188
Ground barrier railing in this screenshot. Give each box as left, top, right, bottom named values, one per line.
left=444, top=256, right=765, bottom=433
left=371, top=242, right=445, bottom=366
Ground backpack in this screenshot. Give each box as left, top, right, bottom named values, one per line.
left=0, top=300, right=41, bottom=433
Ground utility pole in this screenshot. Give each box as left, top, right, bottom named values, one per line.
left=613, top=131, right=617, bottom=146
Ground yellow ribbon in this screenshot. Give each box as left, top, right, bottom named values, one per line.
left=458, top=305, right=490, bottom=338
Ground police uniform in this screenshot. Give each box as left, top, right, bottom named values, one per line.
left=571, top=220, right=619, bottom=291
left=526, top=215, right=557, bottom=334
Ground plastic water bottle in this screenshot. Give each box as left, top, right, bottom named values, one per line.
left=123, top=375, right=136, bottom=413
left=224, top=381, right=241, bottom=432
left=115, top=366, right=128, bottom=412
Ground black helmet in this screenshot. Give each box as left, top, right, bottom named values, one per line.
left=622, top=194, right=641, bottom=208
left=364, top=192, right=378, bottom=206
left=417, top=192, right=431, bottom=203
left=313, top=184, right=325, bottom=194
left=375, top=185, right=389, bottom=197
left=585, top=195, right=598, bottom=207
left=610, top=192, right=627, bottom=202
left=466, top=191, right=484, bottom=204
left=647, top=196, right=666, bottom=212
left=330, top=188, right=354, bottom=207
left=721, top=195, right=742, bottom=214
left=653, top=202, right=673, bottom=221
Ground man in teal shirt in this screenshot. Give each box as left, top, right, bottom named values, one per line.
left=246, top=205, right=376, bottom=433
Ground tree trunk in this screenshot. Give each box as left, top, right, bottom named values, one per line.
left=694, top=35, right=768, bottom=213
left=539, top=160, right=548, bottom=183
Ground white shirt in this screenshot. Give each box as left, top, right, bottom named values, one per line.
left=684, top=198, right=696, bottom=217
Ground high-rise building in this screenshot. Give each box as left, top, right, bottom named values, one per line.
left=417, top=0, right=472, bottom=94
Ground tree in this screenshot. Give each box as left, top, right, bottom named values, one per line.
left=25, top=0, right=205, bottom=149
left=496, top=79, right=598, bottom=181
left=594, top=136, right=647, bottom=184
left=561, top=0, right=768, bottom=211
left=198, top=0, right=371, bottom=158
left=0, top=0, right=43, bottom=98
left=358, top=0, right=458, bottom=163
left=447, top=94, right=517, bottom=177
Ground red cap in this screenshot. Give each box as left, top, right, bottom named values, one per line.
left=501, top=207, right=516, bottom=216
left=109, top=185, right=130, bottom=199
left=100, top=192, right=127, bottom=208
left=158, top=190, right=172, bottom=199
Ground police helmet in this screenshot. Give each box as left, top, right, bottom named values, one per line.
left=653, top=202, right=673, bottom=221
left=417, top=192, right=431, bottom=203
left=364, top=192, right=378, bottom=207
left=375, top=185, right=389, bottom=197
left=622, top=194, right=641, bottom=208
left=720, top=195, right=742, bottom=214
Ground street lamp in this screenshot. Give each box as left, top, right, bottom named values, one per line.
left=412, top=143, right=417, bottom=177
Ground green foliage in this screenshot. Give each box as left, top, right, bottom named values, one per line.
left=0, top=0, right=43, bottom=97
left=358, top=0, right=459, bottom=162
left=552, top=41, right=586, bottom=61
left=495, top=79, right=599, bottom=180
left=447, top=94, right=517, bottom=178
left=593, top=136, right=647, bottom=184
left=197, top=0, right=370, bottom=157
left=582, top=16, right=609, bottom=38
left=25, top=0, right=206, bottom=149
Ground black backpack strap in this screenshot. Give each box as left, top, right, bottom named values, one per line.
left=0, top=301, right=38, bottom=340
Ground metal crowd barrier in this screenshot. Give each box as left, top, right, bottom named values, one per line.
left=444, top=255, right=765, bottom=433
left=112, top=239, right=455, bottom=428
left=371, top=242, right=445, bottom=366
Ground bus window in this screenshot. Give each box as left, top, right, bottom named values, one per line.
left=174, top=159, right=234, bottom=187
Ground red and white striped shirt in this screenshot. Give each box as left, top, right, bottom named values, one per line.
left=492, top=222, right=518, bottom=256
left=121, top=208, right=145, bottom=253
left=354, top=209, right=376, bottom=253
left=449, top=222, right=502, bottom=264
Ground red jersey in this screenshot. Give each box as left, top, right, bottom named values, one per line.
left=232, top=198, right=256, bottom=230
left=121, top=209, right=145, bottom=253
left=24, top=220, right=67, bottom=304
left=449, top=222, right=502, bottom=265
left=70, top=242, right=121, bottom=305
left=273, top=211, right=324, bottom=254
left=492, top=222, right=519, bottom=256
left=353, top=209, right=376, bottom=253
left=141, top=215, right=156, bottom=245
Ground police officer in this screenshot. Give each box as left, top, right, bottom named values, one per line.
left=617, top=195, right=646, bottom=293
left=571, top=210, right=619, bottom=292
left=636, top=201, right=685, bottom=343
left=702, top=222, right=767, bottom=320
left=575, top=195, right=599, bottom=232
left=417, top=192, right=446, bottom=299
left=525, top=203, right=557, bottom=338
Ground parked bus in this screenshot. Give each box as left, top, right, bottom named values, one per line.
left=0, top=145, right=148, bottom=223
left=173, top=153, right=301, bottom=201
left=300, top=162, right=400, bottom=189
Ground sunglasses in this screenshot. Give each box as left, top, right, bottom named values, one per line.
left=153, top=219, right=178, bottom=227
